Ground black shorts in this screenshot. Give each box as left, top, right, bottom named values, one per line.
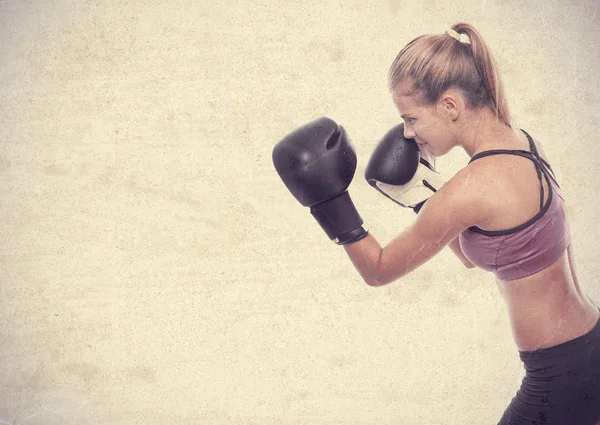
left=498, top=309, right=600, bottom=425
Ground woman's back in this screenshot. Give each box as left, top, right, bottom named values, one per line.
left=459, top=130, right=599, bottom=351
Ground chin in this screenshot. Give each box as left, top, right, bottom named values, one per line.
left=428, top=143, right=454, bottom=158
left=420, top=144, right=435, bottom=157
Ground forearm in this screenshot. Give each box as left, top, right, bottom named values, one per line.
left=343, top=233, right=385, bottom=287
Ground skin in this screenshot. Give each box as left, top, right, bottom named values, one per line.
left=344, top=80, right=599, bottom=351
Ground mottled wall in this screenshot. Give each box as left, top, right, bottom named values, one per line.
left=1, top=0, right=599, bottom=424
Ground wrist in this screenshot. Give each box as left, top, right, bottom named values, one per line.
left=335, top=226, right=369, bottom=245
left=310, top=191, right=366, bottom=243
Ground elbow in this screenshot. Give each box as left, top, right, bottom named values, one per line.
left=364, top=250, right=389, bottom=287
left=365, top=269, right=395, bottom=288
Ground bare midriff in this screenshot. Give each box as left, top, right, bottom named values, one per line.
left=496, top=248, right=599, bottom=352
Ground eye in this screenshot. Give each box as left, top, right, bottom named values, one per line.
left=406, top=117, right=416, bottom=124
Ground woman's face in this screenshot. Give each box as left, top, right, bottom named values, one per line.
left=391, top=82, right=457, bottom=157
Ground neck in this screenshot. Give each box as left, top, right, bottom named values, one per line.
left=457, top=107, right=516, bottom=157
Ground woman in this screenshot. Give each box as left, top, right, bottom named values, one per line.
left=343, top=23, right=600, bottom=424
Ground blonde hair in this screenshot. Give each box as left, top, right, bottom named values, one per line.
left=388, top=23, right=512, bottom=126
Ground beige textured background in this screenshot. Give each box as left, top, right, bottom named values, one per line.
left=1, top=0, right=599, bottom=424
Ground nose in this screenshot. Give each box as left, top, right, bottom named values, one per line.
left=403, top=124, right=416, bottom=140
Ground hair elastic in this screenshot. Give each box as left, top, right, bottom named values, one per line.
left=446, top=29, right=471, bottom=45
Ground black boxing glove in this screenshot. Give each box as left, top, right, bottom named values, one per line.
left=365, top=123, right=445, bottom=214
left=272, top=117, right=368, bottom=245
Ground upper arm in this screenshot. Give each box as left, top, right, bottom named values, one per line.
left=374, top=168, right=482, bottom=285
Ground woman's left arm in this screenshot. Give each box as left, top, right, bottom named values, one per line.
left=344, top=171, right=480, bottom=287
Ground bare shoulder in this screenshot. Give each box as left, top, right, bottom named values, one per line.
left=440, top=161, right=499, bottom=202
left=417, top=163, right=494, bottom=231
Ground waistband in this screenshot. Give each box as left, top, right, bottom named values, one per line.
left=518, top=307, right=600, bottom=363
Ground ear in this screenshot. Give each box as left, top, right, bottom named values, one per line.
left=437, top=91, right=461, bottom=122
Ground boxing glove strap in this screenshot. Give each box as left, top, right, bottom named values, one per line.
left=310, top=191, right=367, bottom=245
left=335, top=226, right=369, bottom=245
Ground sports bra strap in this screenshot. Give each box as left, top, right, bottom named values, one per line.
left=469, top=148, right=546, bottom=209
left=468, top=129, right=560, bottom=187
left=465, top=129, right=559, bottom=235
left=469, top=148, right=536, bottom=164
left=521, top=129, right=559, bottom=187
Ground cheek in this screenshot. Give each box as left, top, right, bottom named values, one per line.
left=413, top=121, right=428, bottom=133
left=415, top=118, right=445, bottom=138
left=413, top=121, right=435, bottom=138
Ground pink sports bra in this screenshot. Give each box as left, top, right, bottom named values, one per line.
left=458, top=130, right=571, bottom=281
